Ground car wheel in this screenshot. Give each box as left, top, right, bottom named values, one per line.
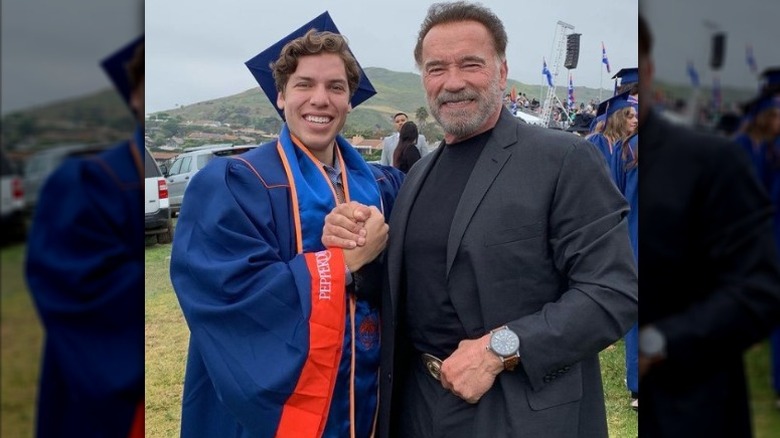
left=157, top=220, right=174, bottom=244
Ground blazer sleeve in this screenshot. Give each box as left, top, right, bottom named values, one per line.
left=508, top=141, right=639, bottom=392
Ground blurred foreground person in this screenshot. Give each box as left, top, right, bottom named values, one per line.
left=24, top=37, right=145, bottom=437
left=638, top=14, right=780, bottom=437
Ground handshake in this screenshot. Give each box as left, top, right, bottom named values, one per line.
left=322, top=201, right=388, bottom=273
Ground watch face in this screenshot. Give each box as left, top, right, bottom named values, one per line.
left=639, top=327, right=666, bottom=356
left=490, top=328, right=520, bottom=356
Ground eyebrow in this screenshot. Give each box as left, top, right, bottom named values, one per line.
left=291, top=75, right=348, bottom=86
left=423, top=55, right=487, bottom=70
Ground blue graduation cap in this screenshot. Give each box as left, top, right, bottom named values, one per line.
left=245, top=11, right=376, bottom=120
left=100, top=35, right=144, bottom=110
left=612, top=67, right=638, bottom=94
left=597, top=91, right=638, bottom=119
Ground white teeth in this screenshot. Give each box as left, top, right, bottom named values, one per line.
left=305, top=115, right=331, bottom=124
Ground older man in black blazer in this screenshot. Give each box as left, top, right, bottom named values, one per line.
left=324, top=2, right=637, bottom=437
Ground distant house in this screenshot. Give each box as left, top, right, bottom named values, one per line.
left=350, top=136, right=383, bottom=156
left=151, top=151, right=179, bottom=166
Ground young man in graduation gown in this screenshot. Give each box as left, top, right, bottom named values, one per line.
left=25, top=37, right=146, bottom=437
left=169, top=21, right=404, bottom=438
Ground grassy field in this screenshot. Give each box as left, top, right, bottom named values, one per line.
left=2, top=241, right=778, bottom=437
left=0, top=243, right=42, bottom=438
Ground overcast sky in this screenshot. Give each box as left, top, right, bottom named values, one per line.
left=1, top=0, right=142, bottom=115
left=145, top=0, right=638, bottom=114
left=642, top=0, right=778, bottom=91
left=3, top=1, right=776, bottom=117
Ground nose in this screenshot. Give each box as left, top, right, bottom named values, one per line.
left=309, top=84, right=329, bottom=107
left=442, top=68, right=467, bottom=93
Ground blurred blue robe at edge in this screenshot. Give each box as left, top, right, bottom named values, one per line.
left=25, top=126, right=145, bottom=437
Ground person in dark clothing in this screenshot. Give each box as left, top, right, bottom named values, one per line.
left=638, top=13, right=780, bottom=437
left=323, top=2, right=637, bottom=437
left=392, top=121, right=423, bottom=173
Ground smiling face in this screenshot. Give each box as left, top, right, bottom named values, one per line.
left=276, top=53, right=352, bottom=164
left=420, top=21, right=507, bottom=143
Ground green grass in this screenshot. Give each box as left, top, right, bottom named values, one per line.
left=747, top=341, right=780, bottom=437
left=145, top=243, right=188, bottom=438
left=0, top=243, right=43, bottom=438
left=601, top=341, right=638, bottom=438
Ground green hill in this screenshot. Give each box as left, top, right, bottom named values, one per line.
left=1, top=67, right=620, bottom=154
left=2, top=89, right=135, bottom=152
left=151, top=67, right=614, bottom=140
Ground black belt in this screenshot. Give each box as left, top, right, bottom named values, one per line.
left=420, top=353, right=443, bottom=381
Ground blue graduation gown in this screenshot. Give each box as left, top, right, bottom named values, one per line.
left=25, top=128, right=145, bottom=437
left=170, top=140, right=403, bottom=438
left=610, top=134, right=639, bottom=395
left=586, top=132, right=615, bottom=165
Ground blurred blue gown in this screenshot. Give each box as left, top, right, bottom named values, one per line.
left=25, top=127, right=145, bottom=437
left=611, top=134, right=639, bottom=396
left=587, top=132, right=615, bottom=165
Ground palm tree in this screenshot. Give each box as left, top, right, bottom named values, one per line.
left=415, top=107, right=429, bottom=126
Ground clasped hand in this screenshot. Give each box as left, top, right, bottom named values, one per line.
left=322, top=201, right=387, bottom=271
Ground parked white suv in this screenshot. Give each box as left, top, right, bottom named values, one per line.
left=145, top=146, right=173, bottom=244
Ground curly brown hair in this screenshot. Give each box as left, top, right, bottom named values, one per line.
left=271, top=29, right=360, bottom=98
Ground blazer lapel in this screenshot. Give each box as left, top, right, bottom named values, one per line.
left=445, top=109, right=516, bottom=278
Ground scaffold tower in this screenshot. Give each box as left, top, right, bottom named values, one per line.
left=540, top=21, right=575, bottom=128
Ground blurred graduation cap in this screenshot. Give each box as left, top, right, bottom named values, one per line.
left=759, top=67, right=780, bottom=94
left=100, top=35, right=144, bottom=111
left=612, top=67, right=638, bottom=94
left=597, top=91, right=638, bottom=119
left=245, top=11, right=376, bottom=120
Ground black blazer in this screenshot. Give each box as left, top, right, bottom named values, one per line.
left=378, top=108, right=638, bottom=437
left=640, top=109, right=780, bottom=437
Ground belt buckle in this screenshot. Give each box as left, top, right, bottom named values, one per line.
left=421, top=353, right=442, bottom=381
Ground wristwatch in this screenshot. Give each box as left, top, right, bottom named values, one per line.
left=487, top=326, right=520, bottom=371
left=639, top=325, right=667, bottom=359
